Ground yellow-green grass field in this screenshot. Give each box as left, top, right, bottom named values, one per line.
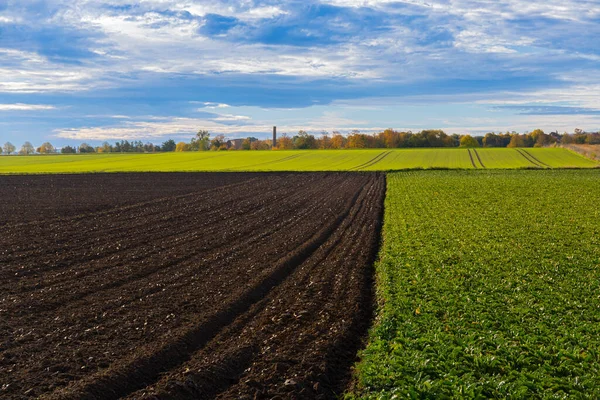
left=0, top=148, right=596, bottom=174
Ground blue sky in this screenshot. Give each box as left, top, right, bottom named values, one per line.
left=1, top=0, right=600, bottom=146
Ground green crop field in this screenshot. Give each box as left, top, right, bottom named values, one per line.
left=0, top=148, right=596, bottom=173
left=351, top=170, right=600, bottom=398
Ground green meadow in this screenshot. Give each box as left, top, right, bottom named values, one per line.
left=0, top=148, right=596, bottom=173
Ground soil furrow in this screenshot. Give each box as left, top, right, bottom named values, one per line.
left=46, top=176, right=369, bottom=400
left=145, top=173, right=385, bottom=400
left=1, top=175, right=333, bottom=293
left=1, top=172, right=384, bottom=400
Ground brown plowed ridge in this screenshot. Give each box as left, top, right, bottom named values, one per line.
left=0, top=172, right=385, bottom=400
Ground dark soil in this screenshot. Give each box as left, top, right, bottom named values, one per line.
left=0, top=172, right=385, bottom=399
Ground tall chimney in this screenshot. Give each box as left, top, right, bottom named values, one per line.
left=272, top=126, right=277, bottom=148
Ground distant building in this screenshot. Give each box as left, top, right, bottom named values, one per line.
left=227, top=138, right=245, bottom=150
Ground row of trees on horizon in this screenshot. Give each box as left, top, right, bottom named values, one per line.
left=2, top=128, right=600, bottom=155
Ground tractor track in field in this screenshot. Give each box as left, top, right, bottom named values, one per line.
left=351, top=150, right=391, bottom=170
left=238, top=154, right=303, bottom=170
left=467, top=149, right=478, bottom=169
left=0, top=172, right=385, bottom=400
left=520, top=149, right=551, bottom=168
left=472, top=149, right=486, bottom=168
left=516, top=149, right=547, bottom=168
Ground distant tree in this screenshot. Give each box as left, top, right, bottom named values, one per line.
left=419, top=129, right=451, bottom=147
left=38, top=142, right=55, bottom=154
left=250, top=139, right=270, bottom=150
left=330, top=132, right=346, bottom=149
left=292, top=130, right=316, bottom=149
left=3, top=142, right=16, bottom=155
left=507, top=134, right=526, bottom=148
left=61, top=145, right=77, bottom=154
left=380, top=129, right=399, bottom=148
left=79, top=143, right=95, bottom=153
left=175, top=141, right=190, bottom=152
left=277, top=133, right=294, bottom=150
left=142, top=142, right=155, bottom=152
left=459, top=135, right=479, bottom=148
left=483, top=132, right=509, bottom=147
left=210, top=134, right=226, bottom=150
left=346, top=129, right=367, bottom=149
left=241, top=138, right=252, bottom=150
left=586, top=132, right=600, bottom=144
left=98, top=142, right=112, bottom=153
left=527, top=129, right=551, bottom=147
left=317, top=131, right=331, bottom=149
left=113, top=140, right=133, bottom=152
left=561, top=133, right=573, bottom=144
left=190, top=130, right=210, bottom=151
left=161, top=139, right=176, bottom=152
left=19, top=141, right=35, bottom=155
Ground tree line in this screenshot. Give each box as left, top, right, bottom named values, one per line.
left=2, top=129, right=600, bottom=155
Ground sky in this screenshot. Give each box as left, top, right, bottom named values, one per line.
left=1, top=0, right=600, bottom=146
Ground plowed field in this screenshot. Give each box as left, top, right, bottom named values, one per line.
left=0, top=172, right=385, bottom=399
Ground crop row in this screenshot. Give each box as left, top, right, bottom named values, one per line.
left=352, top=170, right=600, bottom=398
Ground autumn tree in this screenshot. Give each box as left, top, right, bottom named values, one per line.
left=277, top=133, right=294, bottom=150
left=346, top=130, right=368, bottom=148
left=37, top=142, right=55, bottom=154
left=317, top=131, right=331, bottom=149
left=459, top=135, right=479, bottom=148
left=507, top=134, right=526, bottom=148
left=380, top=129, right=399, bottom=148
left=210, top=134, right=226, bottom=150
left=250, top=139, right=270, bottom=150
left=175, top=141, right=190, bottom=152
left=330, top=132, right=346, bottom=149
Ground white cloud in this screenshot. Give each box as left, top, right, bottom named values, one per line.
left=0, top=16, right=22, bottom=24
left=0, top=48, right=101, bottom=93
left=201, top=102, right=230, bottom=109
left=212, top=114, right=251, bottom=121
left=245, top=6, right=288, bottom=19
left=0, top=103, right=57, bottom=111
left=54, top=113, right=386, bottom=141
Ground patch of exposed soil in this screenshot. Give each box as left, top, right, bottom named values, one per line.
left=0, top=172, right=384, bottom=399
